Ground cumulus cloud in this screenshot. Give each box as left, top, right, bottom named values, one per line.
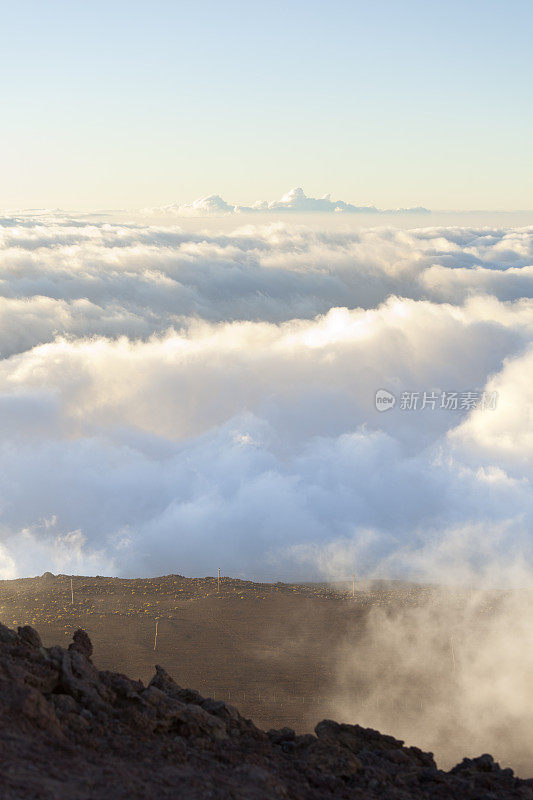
left=143, top=187, right=430, bottom=216
left=243, top=187, right=382, bottom=214
left=1, top=296, right=531, bottom=450
left=0, top=214, right=531, bottom=581
left=1, top=217, right=533, bottom=358
left=449, top=346, right=533, bottom=469
left=150, top=194, right=237, bottom=216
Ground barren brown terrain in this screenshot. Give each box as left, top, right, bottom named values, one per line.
left=0, top=572, right=498, bottom=745
left=0, top=573, right=373, bottom=732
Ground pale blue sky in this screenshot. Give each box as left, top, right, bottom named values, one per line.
left=1, top=0, right=531, bottom=210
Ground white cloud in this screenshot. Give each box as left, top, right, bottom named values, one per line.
left=244, top=186, right=381, bottom=213
left=0, top=215, right=531, bottom=580
left=450, top=346, right=533, bottom=468
left=0, top=218, right=532, bottom=359
left=143, top=187, right=430, bottom=216
left=148, top=194, right=237, bottom=216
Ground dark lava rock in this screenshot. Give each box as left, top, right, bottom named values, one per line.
left=0, top=621, right=530, bottom=799
left=68, top=628, right=93, bottom=660
left=17, top=625, right=42, bottom=649
left=268, top=726, right=296, bottom=744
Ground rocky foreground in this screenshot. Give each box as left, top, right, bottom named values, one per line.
left=0, top=624, right=531, bottom=800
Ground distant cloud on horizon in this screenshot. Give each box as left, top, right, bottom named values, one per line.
left=143, top=187, right=431, bottom=217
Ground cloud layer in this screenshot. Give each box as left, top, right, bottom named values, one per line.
left=0, top=214, right=531, bottom=580
left=2, top=217, right=533, bottom=358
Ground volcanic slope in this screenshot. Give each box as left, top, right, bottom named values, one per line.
left=1, top=623, right=531, bottom=799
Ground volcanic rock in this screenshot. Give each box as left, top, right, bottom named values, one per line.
left=0, top=622, right=531, bottom=799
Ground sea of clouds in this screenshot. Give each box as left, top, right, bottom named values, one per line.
left=0, top=214, right=531, bottom=581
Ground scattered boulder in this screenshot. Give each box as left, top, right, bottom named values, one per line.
left=68, top=628, right=93, bottom=660
left=18, top=625, right=42, bottom=649
left=268, top=727, right=296, bottom=745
